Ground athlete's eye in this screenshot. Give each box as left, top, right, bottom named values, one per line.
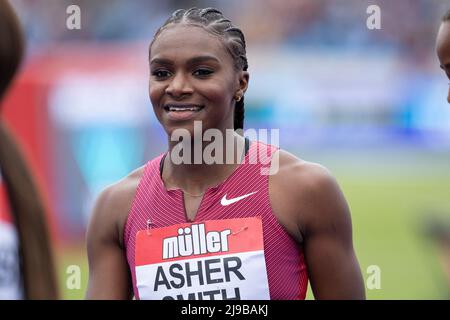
left=152, top=70, right=171, bottom=79
left=193, top=69, right=214, bottom=77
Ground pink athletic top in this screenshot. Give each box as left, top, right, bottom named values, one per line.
left=124, top=140, right=308, bottom=300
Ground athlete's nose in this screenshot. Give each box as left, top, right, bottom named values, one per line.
left=165, top=72, right=193, bottom=98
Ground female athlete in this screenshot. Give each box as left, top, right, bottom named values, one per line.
left=86, top=7, right=365, bottom=300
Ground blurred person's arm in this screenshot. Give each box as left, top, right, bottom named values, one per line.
left=270, top=150, right=366, bottom=300
left=0, top=0, right=59, bottom=300
left=86, top=170, right=143, bottom=299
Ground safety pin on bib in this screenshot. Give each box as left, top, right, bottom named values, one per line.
left=232, top=226, right=248, bottom=235
left=146, top=219, right=153, bottom=236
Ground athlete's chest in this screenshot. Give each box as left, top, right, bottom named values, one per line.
left=167, top=188, right=263, bottom=223
left=176, top=183, right=303, bottom=245
left=183, top=194, right=203, bottom=222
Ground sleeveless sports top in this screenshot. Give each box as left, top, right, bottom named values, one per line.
left=0, top=171, right=23, bottom=299
left=124, top=140, right=308, bottom=300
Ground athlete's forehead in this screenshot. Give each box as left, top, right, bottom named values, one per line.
left=150, top=24, right=232, bottom=66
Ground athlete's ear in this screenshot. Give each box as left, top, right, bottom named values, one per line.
left=236, top=71, right=249, bottom=97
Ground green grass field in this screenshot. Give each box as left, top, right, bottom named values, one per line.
left=56, top=147, right=450, bottom=300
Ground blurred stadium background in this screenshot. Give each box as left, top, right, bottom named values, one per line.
left=2, top=0, right=450, bottom=299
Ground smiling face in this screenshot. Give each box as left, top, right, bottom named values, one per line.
left=436, top=21, right=450, bottom=103
left=149, top=24, right=248, bottom=137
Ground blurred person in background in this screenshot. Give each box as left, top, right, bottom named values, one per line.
left=426, top=8, right=450, bottom=293
left=437, top=9, right=450, bottom=104
left=0, top=0, right=58, bottom=299
left=86, top=7, right=365, bottom=300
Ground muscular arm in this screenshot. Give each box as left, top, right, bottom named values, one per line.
left=85, top=169, right=143, bottom=299
left=301, top=164, right=365, bottom=299
left=271, top=151, right=365, bottom=299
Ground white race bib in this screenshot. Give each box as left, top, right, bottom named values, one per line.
left=135, top=217, right=270, bottom=300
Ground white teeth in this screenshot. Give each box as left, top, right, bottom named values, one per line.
left=167, top=105, right=201, bottom=112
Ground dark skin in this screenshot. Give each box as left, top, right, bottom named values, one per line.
left=436, top=21, right=450, bottom=103
left=86, top=24, right=365, bottom=299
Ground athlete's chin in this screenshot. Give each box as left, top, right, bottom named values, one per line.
left=163, top=120, right=207, bottom=138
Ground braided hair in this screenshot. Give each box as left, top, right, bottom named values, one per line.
left=150, top=7, right=248, bottom=130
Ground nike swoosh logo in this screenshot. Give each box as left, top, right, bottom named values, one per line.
left=220, top=191, right=258, bottom=206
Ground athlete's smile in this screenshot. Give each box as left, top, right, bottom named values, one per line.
left=163, top=103, right=205, bottom=121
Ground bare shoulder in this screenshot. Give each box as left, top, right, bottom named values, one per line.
left=272, top=149, right=334, bottom=186
left=269, top=149, right=349, bottom=241
left=85, top=166, right=146, bottom=299
left=87, top=165, right=146, bottom=248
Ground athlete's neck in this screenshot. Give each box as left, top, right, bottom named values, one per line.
left=162, top=133, right=247, bottom=195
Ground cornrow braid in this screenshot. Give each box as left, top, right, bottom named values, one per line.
left=150, top=7, right=248, bottom=130
left=234, top=96, right=245, bottom=131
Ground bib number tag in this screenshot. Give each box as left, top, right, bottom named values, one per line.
left=135, top=217, right=270, bottom=300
